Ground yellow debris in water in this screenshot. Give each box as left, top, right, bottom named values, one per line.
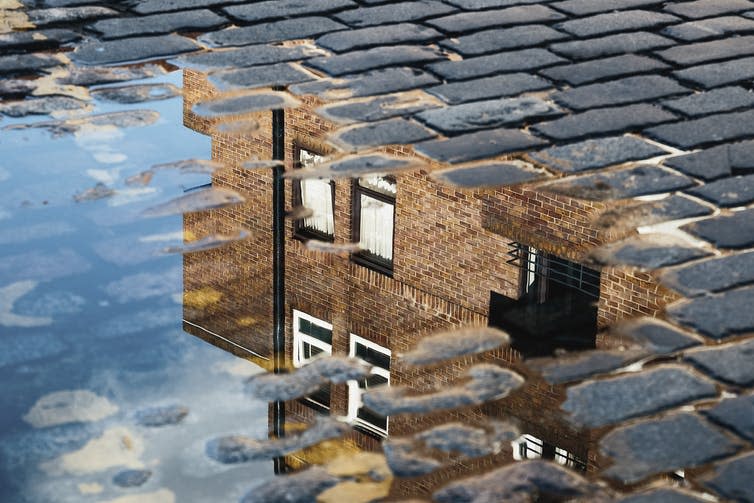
left=184, top=287, right=223, bottom=309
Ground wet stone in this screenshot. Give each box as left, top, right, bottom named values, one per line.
left=618, top=488, right=711, bottom=503
left=383, top=440, right=442, bottom=477
left=662, top=141, right=754, bottom=181
left=334, top=1, right=457, bottom=28
left=682, top=208, right=754, bottom=248
left=0, top=53, right=63, bottom=76
left=113, top=469, right=152, bottom=488
left=192, top=92, right=299, bottom=118
left=661, top=251, right=754, bottom=297
left=549, top=31, right=675, bottom=60
left=172, top=44, right=325, bottom=71
left=208, top=63, right=314, bottom=91
left=329, top=118, right=436, bottom=151
left=656, top=35, right=754, bottom=67
left=528, top=136, right=668, bottom=174
left=661, top=86, right=754, bottom=117
left=426, top=4, right=564, bottom=34
left=315, top=23, right=441, bottom=53
left=135, top=405, right=188, bottom=427
left=539, top=165, right=695, bottom=201
left=674, top=56, right=754, bottom=88
left=590, top=234, right=711, bottom=269
left=288, top=154, right=419, bottom=180
left=0, top=79, right=36, bottom=97
left=305, top=45, right=445, bottom=77
left=292, top=67, right=439, bottom=100
left=416, top=421, right=519, bottom=457
left=665, top=0, right=754, bottom=19
left=240, top=467, right=339, bottom=503
left=687, top=174, right=754, bottom=207
left=684, top=338, right=754, bottom=385
left=552, top=0, right=665, bottom=16
left=704, top=394, right=754, bottom=442
left=415, top=129, right=547, bottom=164
left=56, top=64, right=166, bottom=86
left=141, top=187, right=244, bottom=217
left=27, top=6, right=118, bottom=26
left=430, top=162, right=547, bottom=189
left=556, top=9, right=680, bottom=37
left=72, top=35, right=200, bottom=65
left=417, top=96, right=561, bottom=136
left=552, top=75, right=689, bottom=111
left=595, top=194, right=713, bottom=234
left=90, top=84, right=180, bottom=104
left=427, top=48, right=566, bottom=81
left=611, top=318, right=703, bottom=354
left=162, top=230, right=249, bottom=254
left=440, top=24, right=566, bottom=57
left=427, top=73, right=551, bottom=105
left=663, top=16, right=754, bottom=41
left=532, top=104, right=677, bottom=141
left=540, top=54, right=671, bottom=86
left=131, top=0, right=248, bottom=15
left=702, top=453, right=754, bottom=503
left=400, top=327, right=510, bottom=366
left=600, top=412, right=743, bottom=484
left=0, top=29, right=80, bottom=53
left=528, top=349, right=650, bottom=385
left=671, top=285, right=754, bottom=338
left=0, top=96, right=89, bottom=117
left=224, top=0, right=355, bottom=22
left=88, top=9, right=227, bottom=39
left=316, top=93, right=442, bottom=124
left=200, top=17, right=347, bottom=48
left=646, top=109, right=754, bottom=149
left=562, top=365, right=718, bottom=428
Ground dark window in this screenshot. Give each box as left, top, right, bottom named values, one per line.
left=349, top=335, right=390, bottom=436
left=352, top=176, right=396, bottom=275
left=293, top=147, right=335, bottom=241
left=514, top=434, right=587, bottom=473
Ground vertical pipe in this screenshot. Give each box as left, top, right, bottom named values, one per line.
left=272, top=106, right=286, bottom=474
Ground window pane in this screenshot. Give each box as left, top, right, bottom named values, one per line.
left=358, top=175, right=396, bottom=197
left=298, top=318, right=332, bottom=344
left=359, top=194, right=394, bottom=260
left=300, top=178, right=334, bottom=235
left=355, top=344, right=390, bottom=370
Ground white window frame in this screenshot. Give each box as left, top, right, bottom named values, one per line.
left=292, top=309, right=332, bottom=368
left=347, top=334, right=390, bottom=436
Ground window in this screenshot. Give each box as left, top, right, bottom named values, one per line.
left=347, top=334, right=390, bottom=437
left=512, top=434, right=587, bottom=472
left=292, top=310, right=333, bottom=410
left=352, top=175, right=396, bottom=274
left=293, top=147, right=334, bottom=241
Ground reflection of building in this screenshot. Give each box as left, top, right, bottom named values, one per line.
left=180, top=68, right=678, bottom=494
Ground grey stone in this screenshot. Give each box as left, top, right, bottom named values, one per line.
left=556, top=9, right=680, bottom=37
left=552, top=0, right=665, bottom=16
left=705, top=394, right=754, bottom=442
left=426, top=4, right=564, bottom=33
left=0, top=53, right=63, bottom=76
left=113, top=469, right=152, bottom=488
left=600, top=412, right=742, bottom=484
left=27, top=6, right=117, bottom=26
left=316, top=93, right=442, bottom=124
left=0, top=29, right=80, bottom=53
left=292, top=67, right=439, bottom=99
left=0, top=79, right=36, bottom=97
left=88, top=9, right=227, bottom=39
left=663, top=16, right=754, bottom=41
left=663, top=141, right=754, bottom=180
left=552, top=75, right=689, bottom=111
left=430, top=162, right=547, bottom=189
left=590, top=234, right=711, bottom=269
left=688, top=174, right=754, bottom=207
left=440, top=24, right=566, bottom=57
left=415, top=129, right=546, bottom=164
left=305, top=45, right=445, bottom=77
left=399, top=328, right=510, bottom=366
left=645, top=109, right=754, bottom=149
left=703, top=453, right=754, bottom=503
left=192, top=92, right=296, bottom=118
left=173, top=44, right=325, bottom=71
left=135, top=405, right=188, bottom=427
left=56, top=64, right=166, bottom=86
left=665, top=0, right=754, bottom=19
left=131, top=0, right=247, bottom=15
left=682, top=209, right=754, bottom=248
left=618, top=489, right=711, bottom=503
left=288, top=154, right=419, bottom=179
left=661, top=251, right=754, bottom=297
left=240, top=467, right=339, bottom=503
left=209, top=63, right=314, bottom=91
left=72, top=35, right=200, bottom=65
left=427, top=48, right=566, bottom=81
left=528, top=136, right=668, bottom=173
left=675, top=56, right=754, bottom=88
left=200, top=17, right=347, bottom=48
left=335, top=1, right=457, bottom=28
left=611, top=318, right=703, bottom=354
left=667, top=286, right=754, bottom=342
left=532, top=104, right=677, bottom=141
left=540, top=54, right=670, bottom=86
left=223, top=0, right=355, bottom=22
left=383, top=440, right=441, bottom=477
left=528, top=349, right=650, bottom=385
left=662, top=86, right=754, bottom=117
left=444, top=0, right=552, bottom=7
left=90, top=84, right=180, bottom=104
left=657, top=35, right=754, bottom=67
left=315, top=23, right=441, bottom=53
left=416, top=96, right=562, bottom=136
left=329, top=118, right=437, bottom=151
left=427, top=73, right=551, bottom=105
left=563, top=365, right=718, bottom=428
left=550, top=31, right=675, bottom=60
left=684, top=338, right=754, bottom=385
left=595, top=194, right=713, bottom=234
left=0, top=96, right=89, bottom=117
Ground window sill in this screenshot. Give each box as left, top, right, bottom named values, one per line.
left=293, top=228, right=335, bottom=243
left=351, top=253, right=393, bottom=277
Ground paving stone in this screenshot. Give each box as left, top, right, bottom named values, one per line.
left=683, top=209, right=754, bottom=249
left=590, top=234, right=712, bottom=269
left=612, top=318, right=703, bottom=354
left=669, top=286, right=754, bottom=340
left=209, top=63, right=315, bottom=91
left=600, top=412, right=743, bottom=484
left=674, top=56, right=754, bottom=88
left=656, top=35, right=754, bottom=67
left=563, top=365, right=717, bottom=428
left=556, top=10, right=680, bottom=37
left=550, top=31, right=675, bottom=60
left=443, top=0, right=548, bottom=7
left=0, top=96, right=89, bottom=117
left=291, top=67, right=439, bottom=99
left=684, top=338, right=754, bottom=385
left=335, top=1, right=457, bottom=28
left=72, top=35, right=200, bottom=65
left=552, top=0, right=665, bottom=16
left=90, top=83, right=180, bottom=104
left=192, top=91, right=298, bottom=118
left=552, top=75, right=689, bottom=111
left=688, top=174, right=754, bottom=207
left=703, top=453, right=754, bottom=503
left=595, top=194, right=713, bottom=234
left=27, top=6, right=117, bottom=26
left=540, top=54, right=670, bottom=86
left=415, top=129, right=547, bottom=164
left=88, top=9, right=227, bottom=39
left=528, top=136, right=668, bottom=173
left=173, top=44, right=326, bottom=71
left=663, top=16, right=754, bottom=41
left=304, top=45, right=445, bottom=77
left=430, top=162, right=547, bottom=189
left=427, top=48, right=566, bottom=81
left=315, top=23, right=441, bottom=53
left=316, top=93, right=442, bottom=124
left=113, top=469, right=152, bottom=488
left=288, top=154, right=419, bottom=179
left=329, top=118, right=437, bottom=151
left=665, top=0, right=754, bottom=19
left=533, top=104, right=677, bottom=141
left=223, top=0, right=355, bottom=23
left=416, top=96, right=562, bottom=135
left=56, top=64, right=166, bottom=86
left=662, top=86, right=754, bottom=117
left=131, top=0, right=247, bottom=14
left=0, top=79, right=36, bottom=97
left=704, top=394, right=754, bottom=442
left=618, top=488, right=712, bottom=503
left=646, top=110, right=754, bottom=149
left=426, top=4, right=564, bottom=33
left=663, top=141, right=754, bottom=180
left=200, top=17, right=347, bottom=48
left=540, top=165, right=695, bottom=201
left=427, top=73, right=552, bottom=105
left=0, top=53, right=63, bottom=76
left=440, top=24, right=567, bottom=57
left=528, top=350, right=650, bottom=385
left=661, top=251, right=754, bottom=297
left=0, top=29, right=80, bottom=53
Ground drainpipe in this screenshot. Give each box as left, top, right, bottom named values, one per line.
left=272, top=105, right=286, bottom=474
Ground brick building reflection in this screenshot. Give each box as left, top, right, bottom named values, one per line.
left=180, top=68, right=679, bottom=497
